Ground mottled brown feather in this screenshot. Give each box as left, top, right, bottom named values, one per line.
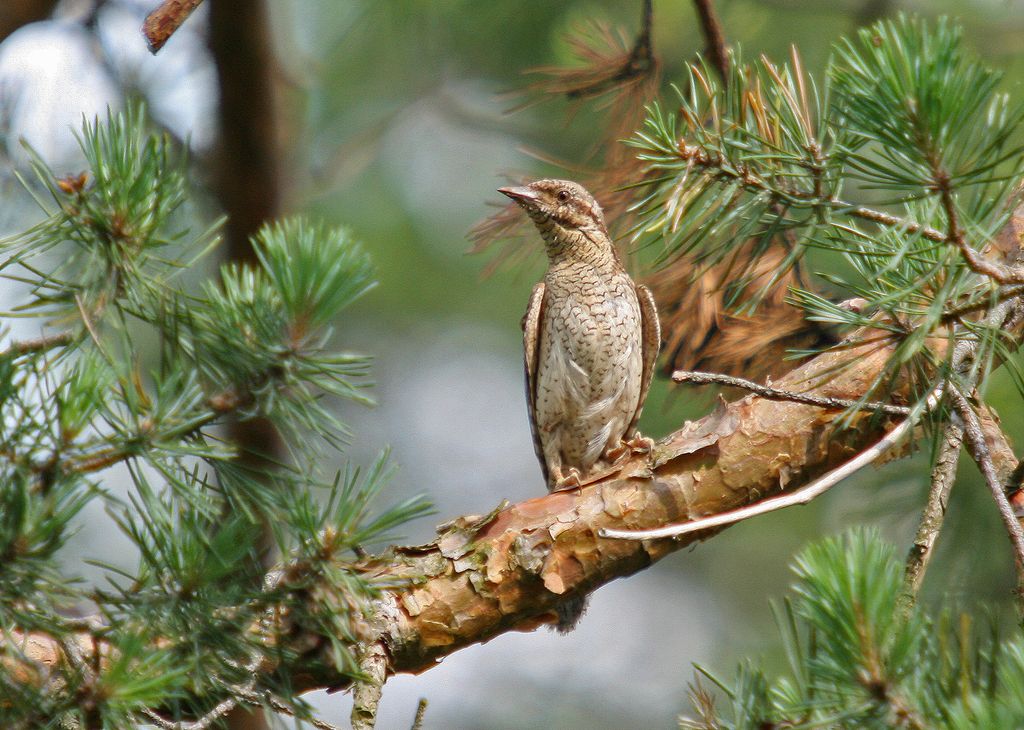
left=628, top=283, right=661, bottom=437
left=522, top=282, right=548, bottom=484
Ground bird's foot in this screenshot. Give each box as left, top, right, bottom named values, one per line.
left=551, top=468, right=583, bottom=492
left=603, top=434, right=654, bottom=464
left=625, top=433, right=654, bottom=454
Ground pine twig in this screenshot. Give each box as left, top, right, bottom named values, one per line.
left=237, top=690, right=342, bottom=730
left=898, top=418, right=964, bottom=616
left=143, top=0, right=205, bottom=54
left=938, top=180, right=1024, bottom=286
left=410, top=699, right=428, bottom=730
left=975, top=407, right=1024, bottom=608
left=692, top=0, right=729, bottom=81
left=602, top=384, right=944, bottom=541
left=672, top=369, right=911, bottom=416
left=142, top=696, right=239, bottom=730
left=949, top=386, right=1024, bottom=607
left=351, top=641, right=388, bottom=730
left=5, top=331, right=74, bottom=356
left=942, top=284, right=1024, bottom=324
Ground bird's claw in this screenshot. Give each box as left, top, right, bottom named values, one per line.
left=603, top=434, right=654, bottom=464
left=551, top=468, right=583, bottom=492
left=625, top=433, right=654, bottom=454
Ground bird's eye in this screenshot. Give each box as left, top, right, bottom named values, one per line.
left=557, top=190, right=570, bottom=202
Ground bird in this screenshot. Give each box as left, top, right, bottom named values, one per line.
left=500, top=179, right=659, bottom=631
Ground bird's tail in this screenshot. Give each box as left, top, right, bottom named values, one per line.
left=554, top=595, right=589, bottom=634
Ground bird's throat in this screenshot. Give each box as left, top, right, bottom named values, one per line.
left=539, top=221, right=619, bottom=272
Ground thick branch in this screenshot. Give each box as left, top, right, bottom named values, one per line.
left=335, top=332, right=917, bottom=685
left=3, top=330, right=912, bottom=698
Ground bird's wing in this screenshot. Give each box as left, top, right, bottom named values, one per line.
left=523, top=282, right=549, bottom=484
left=628, top=284, right=661, bottom=436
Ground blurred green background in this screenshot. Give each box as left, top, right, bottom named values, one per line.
left=3, top=0, right=1024, bottom=727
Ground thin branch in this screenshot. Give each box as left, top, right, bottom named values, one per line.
left=952, top=236, right=1024, bottom=285
left=692, top=0, right=729, bottom=81
left=942, top=284, right=1024, bottom=324
left=351, top=641, right=387, bottom=730
left=62, top=384, right=254, bottom=475
left=5, top=331, right=74, bottom=357
left=672, top=369, right=911, bottom=416
left=141, top=696, right=239, bottom=730
left=142, top=0, right=204, bottom=54
left=672, top=143, right=950, bottom=243
left=843, top=205, right=945, bottom=243
left=601, top=385, right=944, bottom=541
left=410, top=699, right=428, bottom=730
left=898, top=418, right=964, bottom=616
left=938, top=178, right=1024, bottom=285
left=948, top=386, right=1024, bottom=586
left=237, top=690, right=342, bottom=730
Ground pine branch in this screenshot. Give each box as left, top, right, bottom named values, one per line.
left=686, top=529, right=1024, bottom=727
left=0, top=319, right=972, bottom=701
left=662, top=140, right=949, bottom=243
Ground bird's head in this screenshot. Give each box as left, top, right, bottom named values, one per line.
left=498, top=179, right=612, bottom=261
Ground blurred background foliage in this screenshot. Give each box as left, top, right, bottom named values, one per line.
left=4, top=0, right=1024, bottom=727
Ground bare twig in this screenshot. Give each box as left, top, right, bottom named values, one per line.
left=236, top=690, right=342, bottom=730
left=672, top=369, right=911, bottom=416
left=141, top=695, right=239, bottom=730
left=692, top=0, right=729, bottom=81
left=410, top=699, right=428, bottom=730
left=6, top=331, right=74, bottom=356
left=351, top=642, right=388, bottom=730
left=939, top=181, right=1024, bottom=285
left=898, top=418, right=964, bottom=615
left=602, top=384, right=944, bottom=541
left=953, top=238, right=1024, bottom=285
left=942, top=284, right=1024, bottom=324
left=140, top=709, right=177, bottom=729
left=846, top=205, right=946, bottom=242
left=142, top=0, right=204, bottom=54
left=976, top=405, right=1020, bottom=488
left=949, top=386, right=1024, bottom=583
left=972, top=404, right=1024, bottom=607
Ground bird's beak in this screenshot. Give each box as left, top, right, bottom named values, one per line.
left=498, top=185, right=539, bottom=204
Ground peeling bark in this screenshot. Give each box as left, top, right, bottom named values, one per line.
left=327, top=335, right=900, bottom=684
left=2, top=324, right=1013, bottom=708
